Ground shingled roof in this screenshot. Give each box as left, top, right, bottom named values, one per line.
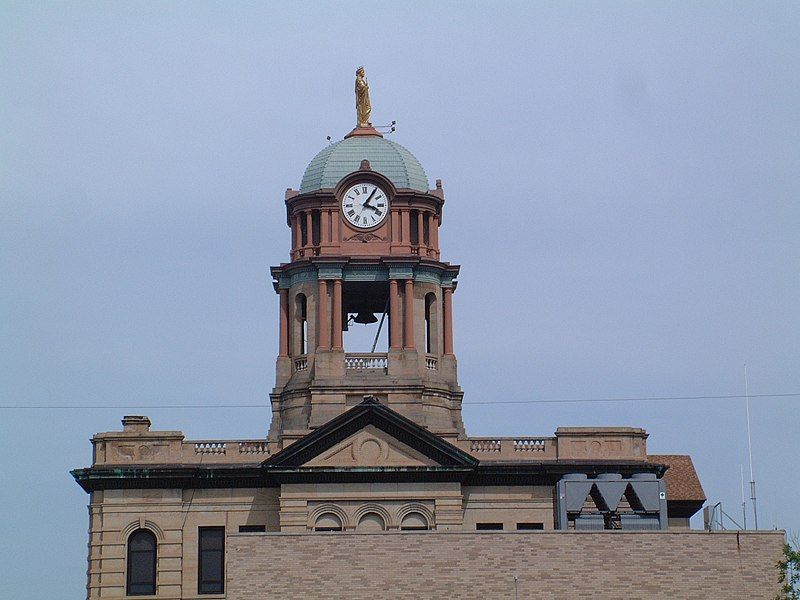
left=649, top=454, right=706, bottom=502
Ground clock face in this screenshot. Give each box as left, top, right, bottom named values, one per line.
left=341, top=182, right=389, bottom=229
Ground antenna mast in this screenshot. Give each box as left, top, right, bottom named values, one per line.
left=744, top=364, right=758, bottom=529
left=740, top=464, right=747, bottom=530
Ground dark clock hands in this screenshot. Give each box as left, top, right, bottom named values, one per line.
left=362, top=188, right=378, bottom=210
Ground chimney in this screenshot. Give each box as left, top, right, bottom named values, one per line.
left=122, top=415, right=151, bottom=433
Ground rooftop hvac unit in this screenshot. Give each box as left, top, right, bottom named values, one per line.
left=574, top=514, right=605, bottom=530
left=620, top=514, right=661, bottom=530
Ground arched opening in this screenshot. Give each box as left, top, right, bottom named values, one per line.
left=126, top=529, right=157, bottom=595
left=314, top=512, right=343, bottom=532
left=342, top=281, right=389, bottom=353
left=409, top=209, right=420, bottom=246
left=356, top=512, right=386, bottom=532
left=425, top=292, right=437, bottom=354
left=311, top=209, right=321, bottom=247
left=294, top=293, right=307, bottom=355
left=299, top=212, right=308, bottom=247
left=400, top=512, right=430, bottom=531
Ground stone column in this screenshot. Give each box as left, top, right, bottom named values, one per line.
left=291, top=215, right=299, bottom=255
left=331, top=279, right=343, bottom=350
left=318, top=279, right=330, bottom=350
left=279, top=288, right=289, bottom=357
left=391, top=210, right=400, bottom=241
left=320, top=210, right=329, bottom=244
left=443, top=287, right=454, bottom=355
left=401, top=210, right=410, bottom=245
left=429, top=213, right=439, bottom=257
left=403, top=279, right=415, bottom=349
left=305, top=211, right=313, bottom=249
left=389, top=279, right=401, bottom=349
left=417, top=211, right=425, bottom=249
left=332, top=209, right=339, bottom=244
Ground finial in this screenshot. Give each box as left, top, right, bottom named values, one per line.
left=355, top=66, right=372, bottom=127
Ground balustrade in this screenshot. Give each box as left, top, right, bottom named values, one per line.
left=238, top=441, right=269, bottom=454
left=294, top=356, right=308, bottom=371
left=344, top=353, right=388, bottom=370
left=463, top=437, right=556, bottom=459
left=513, top=438, right=548, bottom=452
left=194, top=442, right=226, bottom=454
left=425, top=355, right=438, bottom=370
left=189, top=440, right=271, bottom=460
left=470, top=439, right=501, bottom=453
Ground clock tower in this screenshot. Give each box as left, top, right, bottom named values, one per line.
left=269, top=71, right=464, bottom=443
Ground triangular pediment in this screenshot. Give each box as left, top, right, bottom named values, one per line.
left=304, top=425, right=438, bottom=468
left=263, top=397, right=478, bottom=470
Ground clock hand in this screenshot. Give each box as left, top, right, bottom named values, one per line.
left=362, top=188, right=378, bottom=208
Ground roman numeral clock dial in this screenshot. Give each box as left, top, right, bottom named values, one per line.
left=341, top=182, right=388, bottom=229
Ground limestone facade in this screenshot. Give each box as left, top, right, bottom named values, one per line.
left=72, top=117, right=728, bottom=599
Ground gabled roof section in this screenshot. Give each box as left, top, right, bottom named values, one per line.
left=263, top=397, right=478, bottom=469
left=649, top=454, right=706, bottom=502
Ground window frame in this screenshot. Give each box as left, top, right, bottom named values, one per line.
left=516, top=522, right=545, bottom=531
left=198, top=526, right=225, bottom=595
left=126, top=529, right=157, bottom=596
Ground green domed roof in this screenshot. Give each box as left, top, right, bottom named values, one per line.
left=300, top=135, right=429, bottom=193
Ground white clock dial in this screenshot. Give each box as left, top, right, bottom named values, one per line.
left=341, top=182, right=389, bottom=229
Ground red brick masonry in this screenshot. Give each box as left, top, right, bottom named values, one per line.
left=228, top=530, right=784, bottom=600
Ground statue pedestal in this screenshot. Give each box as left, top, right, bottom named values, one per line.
left=344, top=125, right=382, bottom=139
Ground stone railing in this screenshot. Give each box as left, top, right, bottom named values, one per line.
left=344, top=353, right=388, bottom=370
left=470, top=439, right=501, bottom=453
left=238, top=441, right=269, bottom=454
left=91, top=434, right=278, bottom=466
left=459, top=437, right=557, bottom=460
left=425, top=355, right=438, bottom=370
left=513, top=438, right=548, bottom=452
left=294, top=356, right=308, bottom=371
left=194, top=442, right=227, bottom=454
left=182, top=439, right=274, bottom=463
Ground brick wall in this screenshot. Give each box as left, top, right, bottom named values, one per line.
left=228, top=530, right=784, bottom=600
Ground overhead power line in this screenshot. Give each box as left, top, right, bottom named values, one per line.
left=0, top=392, right=797, bottom=410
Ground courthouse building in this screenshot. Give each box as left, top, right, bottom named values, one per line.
left=72, top=72, right=783, bottom=599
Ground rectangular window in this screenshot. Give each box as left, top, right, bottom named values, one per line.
left=516, top=522, right=544, bottom=530
left=476, top=523, right=503, bottom=531
left=198, top=527, right=224, bottom=594
left=238, top=525, right=266, bottom=533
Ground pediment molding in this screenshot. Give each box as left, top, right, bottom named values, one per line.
left=263, top=397, right=477, bottom=470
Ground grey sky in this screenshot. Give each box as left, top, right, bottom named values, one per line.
left=2, top=2, right=799, bottom=597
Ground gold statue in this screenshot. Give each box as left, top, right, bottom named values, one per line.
left=355, top=66, right=371, bottom=127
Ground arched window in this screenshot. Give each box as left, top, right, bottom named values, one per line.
left=295, top=293, right=307, bottom=355
left=424, top=293, right=437, bottom=354
left=127, top=529, right=156, bottom=595
left=409, top=209, right=420, bottom=246
left=314, top=512, right=342, bottom=532
left=356, top=512, right=386, bottom=532
left=400, top=512, right=430, bottom=531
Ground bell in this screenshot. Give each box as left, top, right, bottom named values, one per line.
left=352, top=311, right=378, bottom=324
